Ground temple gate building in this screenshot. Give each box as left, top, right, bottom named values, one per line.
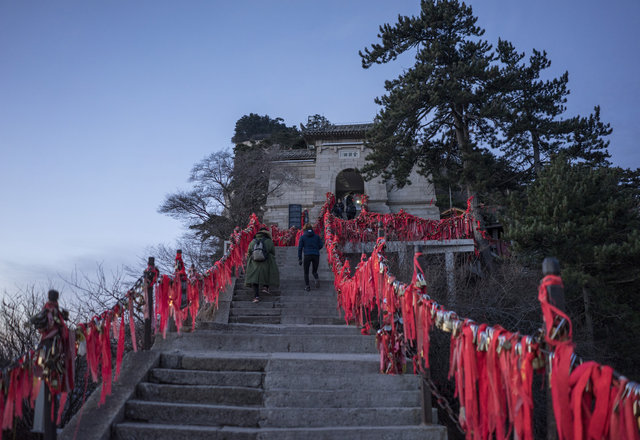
left=263, top=123, right=440, bottom=228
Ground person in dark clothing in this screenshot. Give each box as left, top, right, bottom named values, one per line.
left=345, top=195, right=357, bottom=220
left=331, top=197, right=344, bottom=219
left=245, top=227, right=280, bottom=303
left=298, top=223, right=323, bottom=291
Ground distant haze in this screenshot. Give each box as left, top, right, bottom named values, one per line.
left=1, top=1, right=638, bottom=295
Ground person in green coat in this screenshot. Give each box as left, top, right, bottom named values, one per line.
left=244, top=227, right=280, bottom=303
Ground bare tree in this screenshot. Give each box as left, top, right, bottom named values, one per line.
left=59, top=264, right=135, bottom=323
left=142, top=233, right=219, bottom=275
left=0, top=285, right=45, bottom=367
left=159, top=146, right=301, bottom=243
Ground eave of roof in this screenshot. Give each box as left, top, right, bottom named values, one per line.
left=303, top=123, right=374, bottom=141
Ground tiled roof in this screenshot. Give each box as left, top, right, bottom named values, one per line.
left=303, top=123, right=374, bottom=140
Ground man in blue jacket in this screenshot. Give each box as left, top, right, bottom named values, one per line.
left=298, top=223, right=323, bottom=291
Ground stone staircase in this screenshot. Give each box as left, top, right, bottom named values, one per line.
left=108, top=247, right=447, bottom=439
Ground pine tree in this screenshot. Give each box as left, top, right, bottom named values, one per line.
left=508, top=156, right=640, bottom=374
left=495, top=41, right=611, bottom=177
left=359, top=0, right=503, bottom=194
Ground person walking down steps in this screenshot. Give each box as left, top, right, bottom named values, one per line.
left=245, top=226, right=279, bottom=303
left=298, top=223, right=323, bottom=292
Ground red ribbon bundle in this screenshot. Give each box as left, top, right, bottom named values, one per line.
left=155, top=275, right=172, bottom=338
left=449, top=321, right=480, bottom=437
left=97, top=312, right=112, bottom=406
left=1, top=355, right=37, bottom=433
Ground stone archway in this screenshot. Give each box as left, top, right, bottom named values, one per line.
left=335, top=168, right=365, bottom=202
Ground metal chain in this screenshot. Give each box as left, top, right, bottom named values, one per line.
left=422, top=373, right=465, bottom=434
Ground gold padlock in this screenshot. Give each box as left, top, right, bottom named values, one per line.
left=531, top=355, right=544, bottom=370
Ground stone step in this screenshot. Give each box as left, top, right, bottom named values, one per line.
left=125, top=401, right=422, bottom=428
left=192, top=323, right=361, bottom=335
left=234, top=288, right=335, bottom=297
left=231, top=301, right=283, bottom=309
left=279, top=302, right=341, bottom=309
left=279, top=317, right=345, bottom=325
left=163, top=332, right=375, bottom=353
left=113, top=422, right=447, bottom=440
left=125, top=401, right=260, bottom=427
left=232, top=296, right=285, bottom=302
left=149, top=368, right=263, bottom=387
left=229, top=307, right=281, bottom=316
left=259, top=407, right=424, bottom=428
left=263, top=389, right=420, bottom=408
left=266, top=356, right=382, bottom=375
left=135, top=383, right=263, bottom=405
left=229, top=316, right=282, bottom=324
left=278, top=305, right=341, bottom=314
left=160, top=352, right=382, bottom=375
left=263, top=372, right=419, bottom=391
left=160, top=353, right=268, bottom=371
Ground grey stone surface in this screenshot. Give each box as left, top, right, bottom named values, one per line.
left=125, top=400, right=261, bottom=426
left=263, top=128, right=440, bottom=229
left=211, top=275, right=236, bottom=324
left=59, top=350, right=160, bottom=440
left=136, top=382, right=263, bottom=404
left=70, top=243, right=447, bottom=440
left=149, top=368, right=263, bottom=387
left=114, top=423, right=447, bottom=440
left=258, top=407, right=422, bottom=428
left=263, top=389, right=421, bottom=408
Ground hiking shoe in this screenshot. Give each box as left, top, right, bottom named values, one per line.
left=252, top=297, right=260, bottom=303
left=305, top=285, right=310, bottom=292
left=314, top=279, right=320, bottom=289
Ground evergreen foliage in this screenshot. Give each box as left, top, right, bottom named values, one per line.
left=302, top=114, right=332, bottom=131
left=359, top=0, right=509, bottom=195
left=495, top=41, right=611, bottom=177
left=359, top=0, right=611, bottom=201
left=232, top=113, right=305, bottom=148
left=508, top=155, right=640, bottom=375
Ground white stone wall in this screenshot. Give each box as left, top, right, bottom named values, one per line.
left=264, top=137, right=440, bottom=226
left=263, top=161, right=315, bottom=228
left=309, top=138, right=390, bottom=220
left=386, top=167, right=440, bottom=219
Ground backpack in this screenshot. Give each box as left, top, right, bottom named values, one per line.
left=252, top=238, right=267, bottom=262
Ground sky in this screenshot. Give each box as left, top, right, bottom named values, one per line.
left=1, top=0, right=639, bottom=295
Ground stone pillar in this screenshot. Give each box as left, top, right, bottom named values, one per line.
left=445, top=251, right=455, bottom=308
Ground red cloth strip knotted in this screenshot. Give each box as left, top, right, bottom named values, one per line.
left=156, top=275, right=172, bottom=338
left=485, top=326, right=508, bottom=439
left=115, top=304, right=126, bottom=379
left=98, top=311, right=113, bottom=406
left=568, top=361, right=616, bottom=440
left=85, top=321, right=101, bottom=383
left=551, top=341, right=575, bottom=440
left=449, top=321, right=480, bottom=438
left=538, top=274, right=572, bottom=345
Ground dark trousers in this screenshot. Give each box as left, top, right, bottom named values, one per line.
left=303, top=255, right=319, bottom=286
left=252, top=283, right=268, bottom=298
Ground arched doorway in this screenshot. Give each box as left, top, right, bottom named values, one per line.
left=335, top=168, right=365, bottom=202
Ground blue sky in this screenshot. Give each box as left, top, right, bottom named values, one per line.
left=1, top=1, right=638, bottom=294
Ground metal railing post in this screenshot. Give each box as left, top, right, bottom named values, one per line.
left=43, top=385, right=56, bottom=440
left=144, top=257, right=156, bottom=350
left=541, top=256, right=564, bottom=440
left=420, top=374, right=433, bottom=424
